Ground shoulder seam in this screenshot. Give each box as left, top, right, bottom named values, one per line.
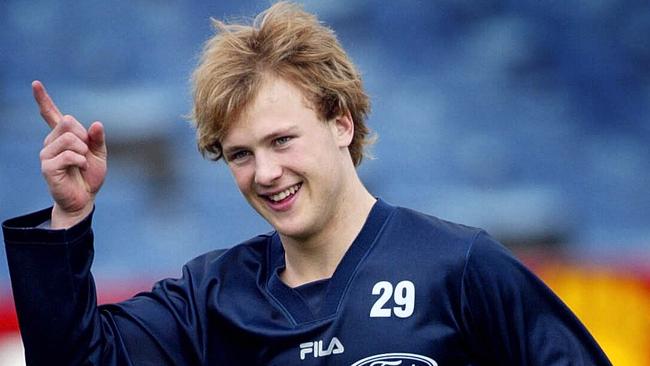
left=458, top=229, right=485, bottom=334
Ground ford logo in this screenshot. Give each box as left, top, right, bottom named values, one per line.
left=351, top=353, right=438, bottom=366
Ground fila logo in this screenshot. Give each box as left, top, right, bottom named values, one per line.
left=299, top=337, right=344, bottom=360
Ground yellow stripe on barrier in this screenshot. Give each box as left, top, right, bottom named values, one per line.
left=536, top=264, right=650, bottom=366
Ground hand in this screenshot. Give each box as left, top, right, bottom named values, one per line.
left=34, top=80, right=108, bottom=229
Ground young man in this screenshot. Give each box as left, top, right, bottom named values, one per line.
left=3, top=2, right=611, bottom=365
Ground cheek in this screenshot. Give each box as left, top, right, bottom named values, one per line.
left=230, top=166, right=254, bottom=193
left=293, top=137, right=333, bottom=166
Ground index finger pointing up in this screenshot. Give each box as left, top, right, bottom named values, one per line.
left=32, top=80, right=63, bottom=129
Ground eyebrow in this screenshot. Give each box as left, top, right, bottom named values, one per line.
left=222, top=125, right=300, bottom=157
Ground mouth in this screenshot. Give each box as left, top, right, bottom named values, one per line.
left=263, top=183, right=302, bottom=204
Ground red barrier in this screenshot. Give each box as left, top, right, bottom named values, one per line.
left=0, top=295, right=18, bottom=335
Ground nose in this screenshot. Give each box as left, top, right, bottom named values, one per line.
left=254, top=152, right=282, bottom=186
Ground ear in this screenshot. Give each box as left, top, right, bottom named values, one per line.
left=331, top=111, right=354, bottom=148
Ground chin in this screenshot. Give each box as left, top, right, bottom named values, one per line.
left=272, top=218, right=314, bottom=240
left=272, top=221, right=303, bottom=237
left=251, top=198, right=314, bottom=239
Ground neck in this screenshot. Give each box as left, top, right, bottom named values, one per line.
left=279, top=174, right=376, bottom=288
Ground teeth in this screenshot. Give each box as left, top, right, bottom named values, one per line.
left=269, top=184, right=300, bottom=202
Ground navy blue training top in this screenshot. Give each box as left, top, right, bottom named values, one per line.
left=2, top=199, right=611, bottom=365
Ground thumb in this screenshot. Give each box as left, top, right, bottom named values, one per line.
left=88, top=121, right=107, bottom=157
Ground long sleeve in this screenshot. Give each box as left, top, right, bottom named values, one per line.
left=2, top=208, right=206, bottom=365
left=459, top=231, right=612, bottom=365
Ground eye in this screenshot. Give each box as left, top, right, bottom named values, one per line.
left=228, top=150, right=251, bottom=163
left=274, top=136, right=293, bottom=146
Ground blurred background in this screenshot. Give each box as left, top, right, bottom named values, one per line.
left=1, top=0, right=649, bottom=364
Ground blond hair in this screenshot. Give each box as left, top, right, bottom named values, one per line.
left=190, top=1, right=372, bottom=166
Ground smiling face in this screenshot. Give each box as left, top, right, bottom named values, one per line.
left=221, top=76, right=355, bottom=242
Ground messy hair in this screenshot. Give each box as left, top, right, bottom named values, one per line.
left=190, top=1, right=372, bottom=166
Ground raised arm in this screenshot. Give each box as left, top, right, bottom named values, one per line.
left=2, top=82, right=206, bottom=365
left=33, top=80, right=107, bottom=228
